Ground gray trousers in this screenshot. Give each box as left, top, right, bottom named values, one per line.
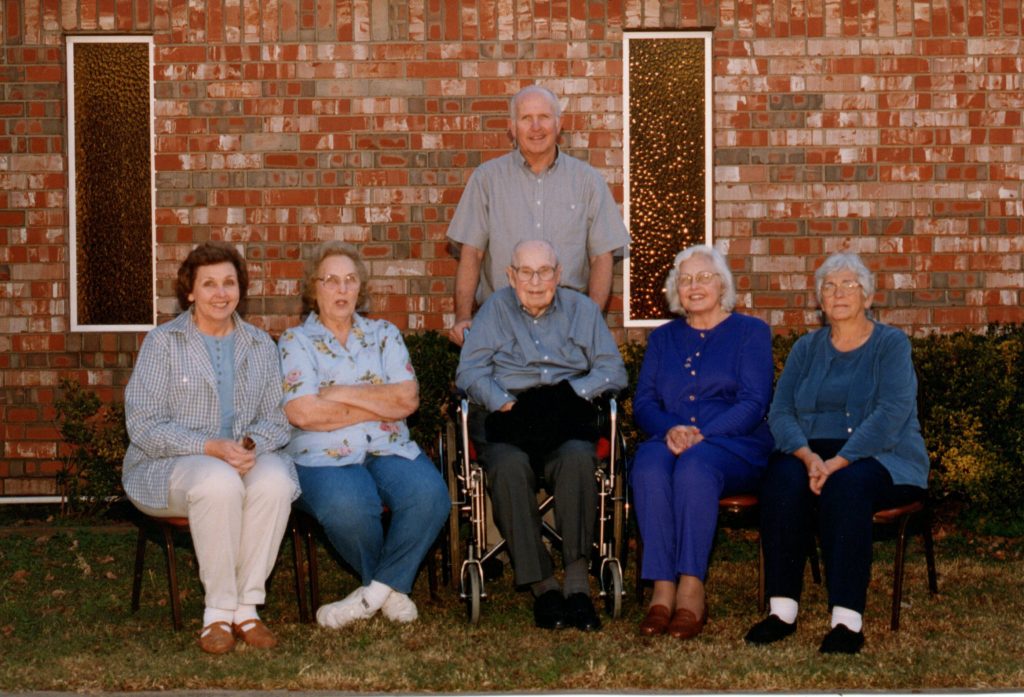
left=469, top=410, right=598, bottom=587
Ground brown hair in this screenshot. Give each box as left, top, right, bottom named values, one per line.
left=175, top=242, right=248, bottom=312
left=302, top=241, right=369, bottom=315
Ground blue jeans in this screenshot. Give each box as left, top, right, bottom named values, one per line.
left=295, top=453, right=450, bottom=594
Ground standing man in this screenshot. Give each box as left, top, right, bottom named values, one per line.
left=456, top=240, right=628, bottom=631
left=446, top=84, right=630, bottom=345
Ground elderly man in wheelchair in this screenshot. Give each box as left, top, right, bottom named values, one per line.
left=455, top=239, right=628, bottom=631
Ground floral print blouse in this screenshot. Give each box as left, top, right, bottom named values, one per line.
left=278, top=312, right=422, bottom=468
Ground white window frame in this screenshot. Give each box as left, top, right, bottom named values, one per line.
left=67, top=35, right=156, bottom=332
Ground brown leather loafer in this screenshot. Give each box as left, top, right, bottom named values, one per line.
left=667, top=606, right=708, bottom=640
left=198, top=621, right=235, bottom=654
left=232, top=618, right=278, bottom=649
left=639, top=604, right=672, bottom=637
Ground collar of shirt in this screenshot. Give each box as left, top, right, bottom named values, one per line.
left=517, top=146, right=561, bottom=174
left=303, top=311, right=367, bottom=345
left=515, top=286, right=564, bottom=320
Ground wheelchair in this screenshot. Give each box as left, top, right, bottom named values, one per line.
left=439, top=390, right=629, bottom=624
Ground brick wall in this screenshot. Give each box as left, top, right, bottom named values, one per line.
left=1, top=0, right=1022, bottom=494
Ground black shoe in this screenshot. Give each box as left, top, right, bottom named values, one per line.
left=564, top=592, right=602, bottom=632
left=744, top=615, right=797, bottom=645
left=533, top=590, right=566, bottom=630
left=819, top=624, right=865, bottom=654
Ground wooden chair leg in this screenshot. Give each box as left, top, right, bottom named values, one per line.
left=889, top=513, right=912, bottom=631
left=290, top=516, right=310, bottom=623
left=131, top=524, right=147, bottom=614
left=922, top=509, right=938, bottom=595
left=158, top=521, right=184, bottom=631
left=304, top=523, right=320, bottom=613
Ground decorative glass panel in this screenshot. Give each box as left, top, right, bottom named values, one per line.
left=68, top=37, right=155, bottom=330
left=624, top=31, right=713, bottom=326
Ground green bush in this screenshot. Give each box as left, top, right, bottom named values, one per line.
left=912, top=326, right=1024, bottom=534
left=54, top=377, right=127, bottom=518
left=405, top=330, right=462, bottom=458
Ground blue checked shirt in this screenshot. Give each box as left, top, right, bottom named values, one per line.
left=122, top=310, right=299, bottom=509
left=278, top=312, right=422, bottom=467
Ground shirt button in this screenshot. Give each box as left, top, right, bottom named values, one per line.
left=695, top=352, right=700, bottom=357
left=847, top=427, right=853, bottom=433
left=690, top=370, right=696, bottom=376
left=689, top=395, right=696, bottom=401
left=690, top=417, right=697, bottom=423
left=699, top=332, right=705, bottom=338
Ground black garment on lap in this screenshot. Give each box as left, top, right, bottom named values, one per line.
left=484, top=380, right=601, bottom=460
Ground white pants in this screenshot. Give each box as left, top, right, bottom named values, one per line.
left=130, top=453, right=297, bottom=611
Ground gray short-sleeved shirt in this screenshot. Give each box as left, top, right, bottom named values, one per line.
left=446, top=149, right=630, bottom=305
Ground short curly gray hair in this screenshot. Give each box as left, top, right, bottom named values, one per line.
left=510, top=85, right=562, bottom=124
left=814, top=252, right=875, bottom=307
left=663, top=244, right=737, bottom=315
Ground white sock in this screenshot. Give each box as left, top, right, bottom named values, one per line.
left=232, top=604, right=259, bottom=625
left=203, top=607, right=234, bottom=628
left=768, top=597, right=798, bottom=624
left=831, top=605, right=863, bottom=632
left=361, top=580, right=393, bottom=612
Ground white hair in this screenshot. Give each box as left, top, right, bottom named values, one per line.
left=510, top=85, right=562, bottom=124
left=814, top=252, right=875, bottom=306
left=663, top=244, right=737, bottom=315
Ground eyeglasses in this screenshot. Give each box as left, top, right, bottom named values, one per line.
left=821, top=280, right=862, bottom=297
left=678, top=271, right=719, bottom=286
left=511, top=265, right=558, bottom=283
left=315, top=274, right=360, bottom=291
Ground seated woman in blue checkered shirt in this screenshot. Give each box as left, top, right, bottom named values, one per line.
left=122, top=242, right=300, bottom=655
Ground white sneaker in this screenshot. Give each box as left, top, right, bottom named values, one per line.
left=381, top=591, right=418, bottom=623
left=315, top=587, right=377, bottom=629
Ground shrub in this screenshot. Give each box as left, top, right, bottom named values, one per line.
left=54, top=378, right=127, bottom=517
left=405, top=330, right=462, bottom=458
left=912, top=327, right=1024, bottom=534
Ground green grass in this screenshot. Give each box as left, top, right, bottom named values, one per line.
left=1, top=514, right=1022, bottom=692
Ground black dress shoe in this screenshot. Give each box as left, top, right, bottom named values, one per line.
left=533, top=590, right=566, bottom=630
left=744, top=615, right=797, bottom=645
left=564, top=592, right=602, bottom=632
left=819, top=624, right=865, bottom=654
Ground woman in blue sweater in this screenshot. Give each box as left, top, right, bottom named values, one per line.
left=631, top=245, right=774, bottom=640
left=744, top=252, right=929, bottom=654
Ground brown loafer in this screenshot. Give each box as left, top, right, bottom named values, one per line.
left=198, top=621, right=235, bottom=654
left=232, top=618, right=278, bottom=649
left=639, top=604, right=672, bottom=637
left=667, top=606, right=708, bottom=640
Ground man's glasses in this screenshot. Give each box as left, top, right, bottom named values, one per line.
left=511, top=265, right=558, bottom=283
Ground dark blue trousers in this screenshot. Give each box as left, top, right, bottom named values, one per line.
left=760, top=439, right=925, bottom=613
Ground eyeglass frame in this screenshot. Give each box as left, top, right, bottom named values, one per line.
left=677, top=270, right=720, bottom=287
left=820, top=279, right=863, bottom=297
left=314, top=273, right=361, bottom=291
left=510, top=264, right=559, bottom=283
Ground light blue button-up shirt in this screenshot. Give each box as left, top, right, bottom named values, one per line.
left=279, top=312, right=422, bottom=467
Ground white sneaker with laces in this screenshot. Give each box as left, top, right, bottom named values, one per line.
left=381, top=591, right=418, bottom=623
left=316, top=586, right=377, bottom=628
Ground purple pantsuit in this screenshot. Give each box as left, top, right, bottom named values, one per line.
left=630, top=313, right=775, bottom=581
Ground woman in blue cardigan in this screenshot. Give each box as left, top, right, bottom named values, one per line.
left=631, top=245, right=774, bottom=640
left=744, top=252, right=929, bottom=654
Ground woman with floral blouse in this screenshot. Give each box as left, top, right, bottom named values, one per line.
left=278, top=242, right=449, bottom=628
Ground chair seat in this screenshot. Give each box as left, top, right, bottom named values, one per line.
left=872, top=500, right=924, bottom=524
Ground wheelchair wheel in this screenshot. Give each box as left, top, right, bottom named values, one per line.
left=462, top=564, right=482, bottom=625
left=601, top=559, right=623, bottom=619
